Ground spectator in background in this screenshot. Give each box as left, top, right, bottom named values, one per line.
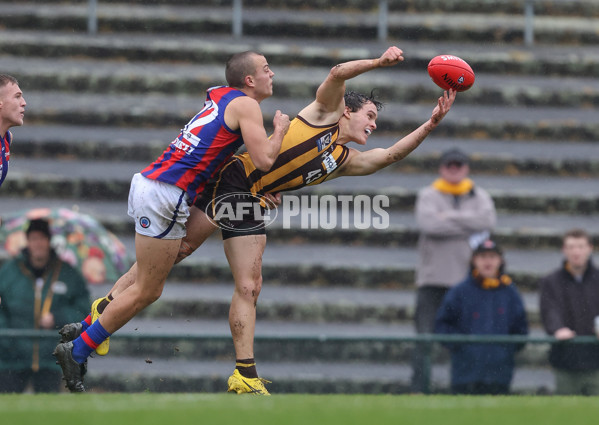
left=435, top=239, right=528, bottom=395
left=539, top=228, right=599, bottom=395
left=0, top=219, right=90, bottom=393
left=411, top=147, right=496, bottom=392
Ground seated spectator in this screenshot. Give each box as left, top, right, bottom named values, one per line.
left=435, top=239, right=528, bottom=395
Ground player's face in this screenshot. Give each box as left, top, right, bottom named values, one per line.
left=0, top=82, right=26, bottom=129
left=563, top=236, right=593, bottom=269
left=472, top=252, right=502, bottom=279
left=347, top=102, right=378, bottom=145
left=250, top=55, right=275, bottom=101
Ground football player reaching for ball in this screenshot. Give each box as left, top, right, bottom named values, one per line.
left=59, top=46, right=456, bottom=395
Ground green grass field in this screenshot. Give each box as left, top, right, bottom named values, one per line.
left=1, top=393, right=599, bottom=425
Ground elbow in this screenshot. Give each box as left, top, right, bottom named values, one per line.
left=253, top=157, right=275, bottom=172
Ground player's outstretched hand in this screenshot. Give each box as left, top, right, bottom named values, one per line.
left=378, top=46, right=404, bottom=67
left=431, top=89, right=457, bottom=125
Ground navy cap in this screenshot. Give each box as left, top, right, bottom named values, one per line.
left=473, top=239, right=502, bottom=256
left=440, top=148, right=469, bottom=166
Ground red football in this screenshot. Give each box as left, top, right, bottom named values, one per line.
left=427, top=55, right=475, bottom=92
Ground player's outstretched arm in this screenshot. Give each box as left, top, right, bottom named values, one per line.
left=336, top=89, right=456, bottom=177
left=230, top=97, right=290, bottom=171
left=300, top=46, right=404, bottom=125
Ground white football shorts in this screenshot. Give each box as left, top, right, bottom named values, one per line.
left=127, top=173, right=190, bottom=239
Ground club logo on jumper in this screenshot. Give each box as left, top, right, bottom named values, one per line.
left=139, top=216, right=151, bottom=228
left=316, top=132, right=332, bottom=151
left=207, top=192, right=279, bottom=232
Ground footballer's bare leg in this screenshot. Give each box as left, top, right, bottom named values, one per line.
left=108, top=207, right=217, bottom=299
left=224, top=234, right=266, bottom=360
left=98, top=234, right=180, bottom=332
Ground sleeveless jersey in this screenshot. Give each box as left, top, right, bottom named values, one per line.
left=0, top=131, right=11, bottom=188
left=141, top=86, right=247, bottom=202
left=236, top=115, right=349, bottom=195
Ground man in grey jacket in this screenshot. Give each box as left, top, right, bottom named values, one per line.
left=410, top=147, right=496, bottom=393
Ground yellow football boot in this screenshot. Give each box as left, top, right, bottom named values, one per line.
left=91, top=297, right=110, bottom=355
left=227, top=369, right=271, bottom=395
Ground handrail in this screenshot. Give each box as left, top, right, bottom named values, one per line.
left=85, top=0, right=538, bottom=46
left=3, top=328, right=598, bottom=345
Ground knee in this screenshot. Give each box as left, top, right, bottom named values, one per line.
left=175, top=239, right=197, bottom=264
left=235, top=276, right=262, bottom=300
left=132, top=285, right=163, bottom=307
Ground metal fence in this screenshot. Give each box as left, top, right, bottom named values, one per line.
left=84, top=0, right=539, bottom=45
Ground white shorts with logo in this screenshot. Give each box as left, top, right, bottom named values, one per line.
left=127, top=173, right=190, bottom=239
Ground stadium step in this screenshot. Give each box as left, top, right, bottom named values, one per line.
left=4, top=55, right=599, bottom=109
left=9, top=234, right=564, bottom=290
left=1, top=2, right=598, bottom=45
left=90, top=316, right=548, bottom=367
left=2, top=29, right=599, bottom=77
left=2, top=0, right=598, bottom=18
left=9, top=89, right=598, bottom=142
left=84, top=355, right=555, bottom=394
left=7, top=123, right=599, bottom=178
left=81, top=279, right=542, bottom=328
left=3, top=195, right=598, bottom=245
left=1, top=0, right=596, bottom=395
left=4, top=157, right=599, bottom=216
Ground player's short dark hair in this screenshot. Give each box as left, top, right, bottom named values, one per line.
left=225, top=51, right=261, bottom=89
left=344, top=90, right=384, bottom=112
left=0, top=74, right=19, bottom=89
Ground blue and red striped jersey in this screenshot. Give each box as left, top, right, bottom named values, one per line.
left=141, top=86, right=247, bottom=203
left=0, top=131, right=11, bottom=188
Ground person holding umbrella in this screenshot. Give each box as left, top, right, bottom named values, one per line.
left=0, top=218, right=90, bottom=393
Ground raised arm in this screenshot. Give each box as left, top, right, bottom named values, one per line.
left=227, top=96, right=289, bottom=171
left=335, top=90, right=456, bottom=177
left=299, top=46, right=404, bottom=125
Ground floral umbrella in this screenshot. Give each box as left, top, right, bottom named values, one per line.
left=0, top=207, right=130, bottom=285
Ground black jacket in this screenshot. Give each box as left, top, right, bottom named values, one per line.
left=539, top=260, right=599, bottom=371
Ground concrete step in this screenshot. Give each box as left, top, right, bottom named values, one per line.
left=2, top=196, right=598, bottom=250
left=84, top=355, right=555, bottom=394
left=5, top=55, right=599, bottom=109
left=79, top=278, right=542, bottom=326
left=91, top=316, right=549, bottom=367
left=1, top=230, right=588, bottom=289
left=8, top=90, right=599, bottom=142
left=2, top=0, right=597, bottom=18
left=2, top=30, right=599, bottom=78
left=3, top=157, right=599, bottom=214
left=9, top=123, right=599, bottom=177
left=2, top=3, right=598, bottom=45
